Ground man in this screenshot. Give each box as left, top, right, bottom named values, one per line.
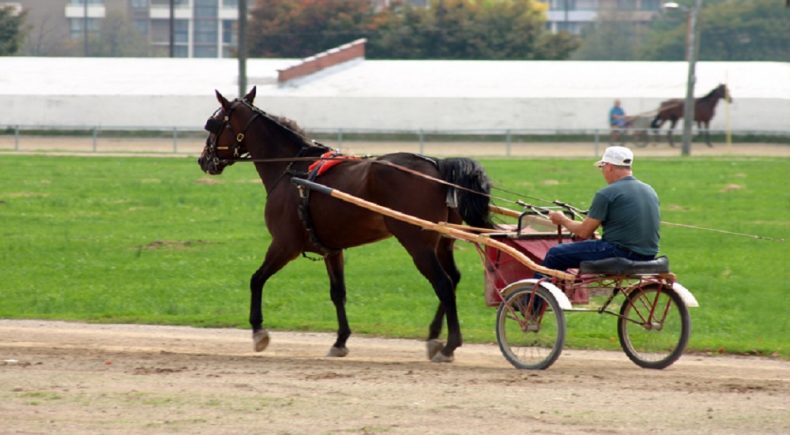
left=609, top=99, right=626, bottom=145
left=541, top=146, right=659, bottom=275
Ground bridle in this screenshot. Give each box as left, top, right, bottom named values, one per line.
left=203, top=99, right=261, bottom=165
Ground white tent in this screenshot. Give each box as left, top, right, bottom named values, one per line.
left=1, top=57, right=787, bottom=132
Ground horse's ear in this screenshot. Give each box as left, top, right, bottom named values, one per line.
left=215, top=90, right=231, bottom=109
left=243, top=86, right=257, bottom=104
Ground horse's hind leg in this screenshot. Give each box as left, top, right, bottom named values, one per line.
left=250, top=243, right=298, bottom=352
left=410, top=249, right=460, bottom=363
left=427, top=237, right=460, bottom=360
left=324, top=251, right=351, bottom=357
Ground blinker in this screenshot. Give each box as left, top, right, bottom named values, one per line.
left=204, top=117, right=223, bottom=134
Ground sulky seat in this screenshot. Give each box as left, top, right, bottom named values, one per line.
left=579, top=256, right=669, bottom=275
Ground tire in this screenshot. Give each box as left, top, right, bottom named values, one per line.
left=496, top=285, right=565, bottom=370
left=617, top=284, right=690, bottom=369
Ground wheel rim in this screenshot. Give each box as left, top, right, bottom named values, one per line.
left=497, top=289, right=563, bottom=369
left=619, top=287, right=686, bottom=366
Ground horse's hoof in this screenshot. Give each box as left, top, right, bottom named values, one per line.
left=253, top=330, right=270, bottom=352
left=326, top=346, right=349, bottom=357
left=431, top=351, right=454, bottom=363
left=426, top=339, right=444, bottom=360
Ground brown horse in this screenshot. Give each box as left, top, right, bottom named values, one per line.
left=197, top=87, right=493, bottom=362
left=650, top=84, right=733, bottom=147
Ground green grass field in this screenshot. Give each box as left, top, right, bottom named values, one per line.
left=1, top=154, right=788, bottom=357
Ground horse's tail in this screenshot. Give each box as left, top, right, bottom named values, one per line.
left=438, top=158, right=494, bottom=229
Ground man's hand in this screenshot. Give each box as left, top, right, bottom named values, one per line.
left=547, top=211, right=601, bottom=239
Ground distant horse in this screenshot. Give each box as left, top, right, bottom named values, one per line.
left=650, top=84, right=732, bottom=147
left=198, top=87, right=493, bottom=363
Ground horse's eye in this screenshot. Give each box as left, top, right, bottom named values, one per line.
left=204, top=118, right=223, bottom=134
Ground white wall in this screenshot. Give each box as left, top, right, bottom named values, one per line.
left=3, top=95, right=784, bottom=133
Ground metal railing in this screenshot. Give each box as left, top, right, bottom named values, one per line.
left=1, top=125, right=788, bottom=157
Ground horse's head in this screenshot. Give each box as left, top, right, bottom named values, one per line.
left=717, top=84, right=733, bottom=103
left=198, top=87, right=258, bottom=175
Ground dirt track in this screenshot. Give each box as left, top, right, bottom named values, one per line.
left=1, top=320, right=788, bottom=434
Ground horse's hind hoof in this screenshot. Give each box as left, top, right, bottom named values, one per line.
left=326, top=346, right=349, bottom=357
left=426, top=339, right=444, bottom=360
left=253, top=330, right=270, bottom=352
left=431, top=351, right=454, bottom=363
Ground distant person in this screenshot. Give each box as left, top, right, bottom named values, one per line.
left=537, top=146, right=660, bottom=277
left=609, top=99, right=627, bottom=145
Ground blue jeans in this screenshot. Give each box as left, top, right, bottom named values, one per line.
left=535, top=240, right=654, bottom=279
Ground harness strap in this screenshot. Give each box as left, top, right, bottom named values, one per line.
left=295, top=165, right=340, bottom=259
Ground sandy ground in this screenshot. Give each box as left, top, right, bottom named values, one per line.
left=1, top=320, right=788, bottom=434
left=2, top=138, right=788, bottom=433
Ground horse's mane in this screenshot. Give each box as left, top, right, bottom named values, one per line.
left=245, top=102, right=329, bottom=154
left=701, top=84, right=725, bottom=100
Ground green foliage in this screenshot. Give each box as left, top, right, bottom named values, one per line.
left=90, top=10, right=149, bottom=57
left=0, top=6, right=25, bottom=55
left=249, top=0, right=373, bottom=58
left=572, top=18, right=650, bottom=61
left=573, top=0, right=790, bottom=61
left=640, top=0, right=790, bottom=61
left=248, top=0, right=579, bottom=60
left=0, top=155, right=788, bottom=358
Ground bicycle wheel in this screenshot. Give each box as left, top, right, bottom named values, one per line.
left=496, top=285, right=565, bottom=370
left=617, top=284, right=690, bottom=369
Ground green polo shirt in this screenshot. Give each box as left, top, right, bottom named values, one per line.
left=588, top=176, right=660, bottom=257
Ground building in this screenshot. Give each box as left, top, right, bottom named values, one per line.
left=541, top=0, right=662, bottom=34
left=135, top=0, right=239, bottom=58
left=5, top=0, right=239, bottom=58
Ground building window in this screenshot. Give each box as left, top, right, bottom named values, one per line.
left=151, top=19, right=188, bottom=44
left=68, top=0, right=104, bottom=5
left=194, top=45, right=218, bottom=58
left=223, top=0, right=238, bottom=7
left=69, top=17, right=100, bottom=39
left=131, top=0, right=149, bottom=8
left=151, top=0, right=188, bottom=5
left=640, top=0, right=661, bottom=10
left=195, top=0, right=219, bottom=18
left=133, top=19, right=149, bottom=36
left=222, top=20, right=236, bottom=45
left=194, top=19, right=217, bottom=44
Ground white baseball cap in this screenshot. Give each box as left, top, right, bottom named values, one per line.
left=595, top=146, right=634, bottom=167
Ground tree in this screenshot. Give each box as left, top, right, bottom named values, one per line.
left=0, top=5, right=25, bottom=55
left=640, top=0, right=790, bottom=61
left=90, top=10, right=149, bottom=57
left=572, top=8, right=651, bottom=60
left=247, top=0, right=578, bottom=60
left=368, top=0, right=578, bottom=60
left=249, top=0, right=373, bottom=58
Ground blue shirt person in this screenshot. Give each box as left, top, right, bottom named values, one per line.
left=609, top=99, right=626, bottom=128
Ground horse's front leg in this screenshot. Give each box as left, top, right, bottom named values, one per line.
left=250, top=243, right=297, bottom=352
left=325, top=251, right=351, bottom=357
left=667, top=119, right=678, bottom=147
left=703, top=121, right=713, bottom=147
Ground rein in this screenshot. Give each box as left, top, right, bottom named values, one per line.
left=208, top=98, right=771, bottom=242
